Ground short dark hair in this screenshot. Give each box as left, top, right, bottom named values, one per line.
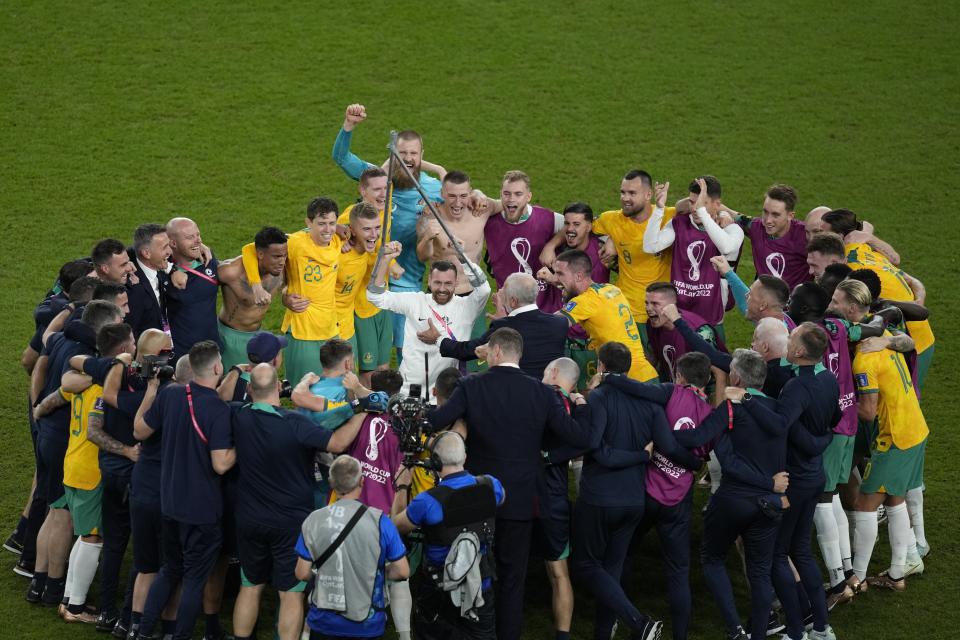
left=188, top=340, right=221, bottom=377
left=623, top=169, right=653, bottom=187
left=822, top=209, right=860, bottom=237
left=254, top=226, right=288, bottom=250
left=488, top=327, right=523, bottom=358
left=796, top=322, right=830, bottom=361
left=598, top=341, right=631, bottom=374
left=434, top=367, right=461, bottom=401
left=306, top=196, right=339, bottom=221
left=688, top=175, right=722, bottom=199
left=563, top=201, right=594, bottom=222
left=359, top=166, right=387, bottom=186
left=788, top=282, right=829, bottom=320
left=59, top=259, right=95, bottom=292
left=93, top=282, right=127, bottom=304
left=319, top=338, right=353, bottom=369
left=555, top=249, right=593, bottom=275
left=397, top=130, right=422, bottom=146
left=97, top=323, right=133, bottom=356
left=442, top=170, right=470, bottom=186
left=371, top=370, right=404, bottom=396
left=819, top=263, right=853, bottom=297
left=81, top=300, right=123, bottom=332
left=69, top=276, right=101, bottom=303
left=806, top=232, right=846, bottom=258
left=757, top=275, right=790, bottom=308
left=132, top=223, right=166, bottom=254
left=646, top=281, right=679, bottom=299
left=91, top=239, right=126, bottom=266
left=676, top=352, right=712, bottom=388
left=766, top=184, right=798, bottom=212
left=848, top=268, right=882, bottom=302
left=430, top=260, right=457, bottom=276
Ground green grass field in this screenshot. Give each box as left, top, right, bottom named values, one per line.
left=2, top=2, right=957, bottom=638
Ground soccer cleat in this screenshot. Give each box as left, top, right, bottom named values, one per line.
left=3, top=533, right=24, bottom=555
left=807, top=626, right=838, bottom=640
left=631, top=619, right=662, bottom=640
left=825, top=584, right=855, bottom=610
left=866, top=571, right=906, bottom=591
left=904, top=556, right=925, bottom=577
left=845, top=573, right=868, bottom=594
left=63, top=609, right=99, bottom=623
left=13, top=558, right=34, bottom=578
left=110, top=619, right=129, bottom=638
left=916, top=542, right=931, bottom=558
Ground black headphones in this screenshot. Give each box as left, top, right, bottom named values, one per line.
left=428, top=430, right=465, bottom=471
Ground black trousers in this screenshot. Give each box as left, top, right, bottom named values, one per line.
left=493, top=518, right=532, bottom=640
left=99, top=470, right=133, bottom=618
left=412, top=572, right=496, bottom=640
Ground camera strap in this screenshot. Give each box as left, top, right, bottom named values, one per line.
left=185, top=384, right=209, bottom=445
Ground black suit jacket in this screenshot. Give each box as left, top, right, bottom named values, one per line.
left=428, top=366, right=592, bottom=519
left=125, top=249, right=168, bottom=339
left=438, top=308, right=568, bottom=380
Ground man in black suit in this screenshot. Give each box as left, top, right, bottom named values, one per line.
left=126, top=224, right=172, bottom=339
left=426, top=327, right=592, bottom=640
left=416, top=273, right=568, bottom=379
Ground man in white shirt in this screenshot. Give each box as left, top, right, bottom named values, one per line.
left=126, top=223, right=173, bottom=338
left=367, top=241, right=490, bottom=400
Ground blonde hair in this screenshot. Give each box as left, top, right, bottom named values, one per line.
left=502, top=170, right=530, bottom=189
left=836, top=279, right=873, bottom=308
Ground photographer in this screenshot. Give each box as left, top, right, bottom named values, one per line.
left=394, top=432, right=504, bottom=639
left=231, top=363, right=366, bottom=640
left=217, top=331, right=287, bottom=402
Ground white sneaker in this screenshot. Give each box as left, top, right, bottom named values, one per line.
left=808, top=626, right=837, bottom=640
left=904, top=556, right=925, bottom=577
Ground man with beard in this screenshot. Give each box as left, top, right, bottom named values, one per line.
left=333, top=104, right=443, bottom=351
left=644, top=178, right=744, bottom=336
left=483, top=170, right=566, bottom=312
left=217, top=226, right=288, bottom=370
left=165, top=217, right=221, bottom=361
left=538, top=201, right=611, bottom=289
left=367, top=242, right=489, bottom=400
left=553, top=249, right=657, bottom=382
left=417, top=170, right=489, bottom=294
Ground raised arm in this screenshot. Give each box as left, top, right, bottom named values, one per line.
left=696, top=205, right=744, bottom=258
left=666, top=307, right=730, bottom=371
left=711, top=257, right=750, bottom=316
left=332, top=104, right=375, bottom=180
left=133, top=378, right=160, bottom=440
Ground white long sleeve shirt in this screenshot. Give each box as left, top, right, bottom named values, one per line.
left=367, top=268, right=490, bottom=401
left=643, top=206, right=744, bottom=260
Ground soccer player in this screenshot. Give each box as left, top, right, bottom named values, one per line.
left=829, top=280, right=928, bottom=591
left=332, top=103, right=443, bottom=350
left=711, top=255, right=794, bottom=327
left=217, top=226, right=288, bottom=370
left=335, top=202, right=386, bottom=364
left=538, top=201, right=611, bottom=285
left=165, top=217, right=221, bottom=361
left=367, top=242, right=490, bottom=400
left=591, top=170, right=676, bottom=336
left=291, top=339, right=371, bottom=432
left=644, top=282, right=722, bottom=383
left=483, top=170, right=566, bottom=312
left=730, top=184, right=812, bottom=289
left=553, top=249, right=657, bottom=382
left=644, top=177, right=744, bottom=335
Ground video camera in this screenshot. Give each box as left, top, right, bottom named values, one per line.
left=388, top=383, right=438, bottom=471
left=132, top=353, right=175, bottom=382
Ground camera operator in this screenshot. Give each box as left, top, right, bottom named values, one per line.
left=231, top=363, right=366, bottom=640
left=133, top=341, right=235, bottom=640
left=217, top=331, right=287, bottom=402
left=393, top=432, right=504, bottom=639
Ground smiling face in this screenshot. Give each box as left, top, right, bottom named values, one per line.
left=169, top=219, right=203, bottom=261
left=761, top=196, right=794, bottom=238
left=552, top=259, right=587, bottom=299
left=350, top=216, right=382, bottom=254
left=429, top=267, right=457, bottom=305
left=441, top=180, right=472, bottom=219
left=306, top=211, right=338, bottom=246
left=100, top=251, right=135, bottom=284
left=360, top=175, right=388, bottom=211
left=563, top=212, right=592, bottom=248
left=501, top=179, right=532, bottom=222
left=142, top=231, right=172, bottom=271
left=620, top=177, right=650, bottom=216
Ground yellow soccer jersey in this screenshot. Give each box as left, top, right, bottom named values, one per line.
left=853, top=337, right=928, bottom=452
left=335, top=248, right=371, bottom=339
left=280, top=230, right=342, bottom=341
left=61, top=385, right=104, bottom=490
left=560, top=283, right=657, bottom=382
left=592, top=208, right=675, bottom=322
left=845, top=242, right=934, bottom=353
left=339, top=207, right=390, bottom=321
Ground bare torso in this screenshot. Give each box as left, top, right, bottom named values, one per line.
left=418, top=212, right=486, bottom=293
left=218, top=257, right=285, bottom=332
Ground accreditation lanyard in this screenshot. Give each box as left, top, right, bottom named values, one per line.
left=185, top=384, right=208, bottom=444
left=429, top=307, right=456, bottom=340
left=179, top=262, right=218, bottom=286
left=726, top=400, right=734, bottom=431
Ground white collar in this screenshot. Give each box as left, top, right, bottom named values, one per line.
left=507, top=303, right=538, bottom=317
left=137, top=257, right=157, bottom=279
left=494, top=362, right=520, bottom=369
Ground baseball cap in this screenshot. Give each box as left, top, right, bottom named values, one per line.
left=247, top=332, right=288, bottom=364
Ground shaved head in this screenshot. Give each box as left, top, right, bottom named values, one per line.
left=248, top=363, right=279, bottom=401
left=805, top=206, right=832, bottom=240
left=137, top=328, right=172, bottom=358
left=543, top=357, right=580, bottom=392
left=166, top=217, right=203, bottom=262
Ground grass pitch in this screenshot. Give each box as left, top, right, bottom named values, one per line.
left=2, top=2, right=957, bottom=638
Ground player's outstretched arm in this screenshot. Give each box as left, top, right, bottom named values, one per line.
left=332, top=103, right=375, bottom=180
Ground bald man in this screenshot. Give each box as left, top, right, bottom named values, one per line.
left=165, top=218, right=221, bottom=360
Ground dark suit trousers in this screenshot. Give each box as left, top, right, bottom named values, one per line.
left=493, top=517, right=533, bottom=640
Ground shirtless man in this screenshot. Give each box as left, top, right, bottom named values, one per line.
left=217, top=226, right=289, bottom=370
left=416, top=170, right=487, bottom=294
